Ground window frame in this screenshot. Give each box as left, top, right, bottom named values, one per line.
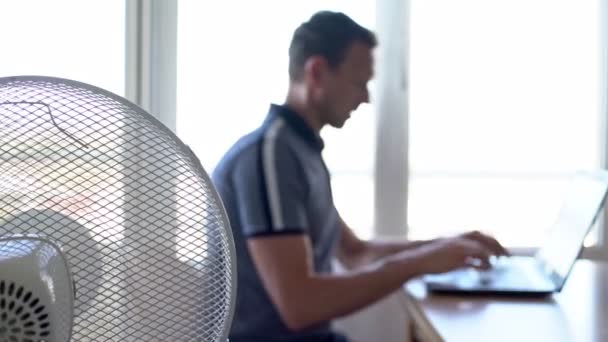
left=395, top=0, right=608, bottom=257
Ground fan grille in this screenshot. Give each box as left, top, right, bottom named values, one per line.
left=0, top=77, right=235, bottom=341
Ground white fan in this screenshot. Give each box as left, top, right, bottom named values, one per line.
left=0, top=76, right=237, bottom=341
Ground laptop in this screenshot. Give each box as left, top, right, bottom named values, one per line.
left=423, top=170, right=608, bottom=296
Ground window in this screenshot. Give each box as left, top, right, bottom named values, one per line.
left=177, top=1, right=376, bottom=238
left=0, top=0, right=125, bottom=95
left=0, top=1, right=126, bottom=244
left=408, top=0, right=603, bottom=247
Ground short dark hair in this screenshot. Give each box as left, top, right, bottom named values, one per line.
left=288, top=11, right=377, bottom=81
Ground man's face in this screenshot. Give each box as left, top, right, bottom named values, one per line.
left=317, top=42, right=374, bottom=129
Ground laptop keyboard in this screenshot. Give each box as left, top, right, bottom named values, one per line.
left=423, top=256, right=557, bottom=291
left=478, top=263, right=520, bottom=284
left=473, top=257, right=554, bottom=288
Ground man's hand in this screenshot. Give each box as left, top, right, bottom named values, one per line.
left=458, top=230, right=510, bottom=257
left=416, top=237, right=495, bottom=274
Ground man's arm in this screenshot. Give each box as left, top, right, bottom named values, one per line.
left=336, top=217, right=509, bottom=269
left=335, top=217, right=435, bottom=269
left=248, top=233, right=494, bottom=332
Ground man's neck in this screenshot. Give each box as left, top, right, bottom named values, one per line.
left=284, top=86, right=323, bottom=134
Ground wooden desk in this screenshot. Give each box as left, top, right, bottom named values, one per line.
left=401, top=259, right=608, bottom=342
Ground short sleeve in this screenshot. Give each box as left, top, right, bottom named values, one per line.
left=232, top=134, right=309, bottom=237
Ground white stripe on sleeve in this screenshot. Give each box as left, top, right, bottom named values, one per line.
left=262, top=119, right=285, bottom=230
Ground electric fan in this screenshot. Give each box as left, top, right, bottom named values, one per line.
left=0, top=76, right=237, bottom=341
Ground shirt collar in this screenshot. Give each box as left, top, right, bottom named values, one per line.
left=266, top=103, right=325, bottom=151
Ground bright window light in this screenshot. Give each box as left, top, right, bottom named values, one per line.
left=408, top=0, right=602, bottom=247
left=0, top=0, right=125, bottom=95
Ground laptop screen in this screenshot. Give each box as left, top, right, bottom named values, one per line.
left=536, top=171, right=608, bottom=283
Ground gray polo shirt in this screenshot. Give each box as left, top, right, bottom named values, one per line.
left=212, top=104, right=341, bottom=341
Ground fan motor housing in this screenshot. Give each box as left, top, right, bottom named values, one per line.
left=0, top=236, right=74, bottom=342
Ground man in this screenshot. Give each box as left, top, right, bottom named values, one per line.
left=212, top=11, right=508, bottom=342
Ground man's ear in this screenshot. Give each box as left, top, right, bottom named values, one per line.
left=303, top=56, right=328, bottom=87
